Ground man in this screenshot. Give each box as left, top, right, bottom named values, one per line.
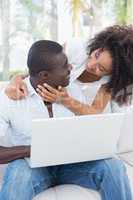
left=0, top=39, right=132, bottom=200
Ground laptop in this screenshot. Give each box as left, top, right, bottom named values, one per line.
left=30, top=113, right=124, bottom=168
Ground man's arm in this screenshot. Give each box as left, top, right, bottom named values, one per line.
left=0, top=145, right=30, bottom=164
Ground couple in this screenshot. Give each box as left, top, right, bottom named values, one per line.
left=0, top=25, right=133, bottom=200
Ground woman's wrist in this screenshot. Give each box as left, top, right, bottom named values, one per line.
left=61, top=95, right=75, bottom=108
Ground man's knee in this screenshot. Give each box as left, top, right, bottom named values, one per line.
left=2, top=159, right=54, bottom=195
left=4, top=159, right=32, bottom=185
left=102, top=159, right=125, bottom=174
left=95, top=158, right=126, bottom=179
left=0, top=159, right=33, bottom=200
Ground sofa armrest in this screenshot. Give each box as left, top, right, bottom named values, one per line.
left=119, top=152, right=133, bottom=167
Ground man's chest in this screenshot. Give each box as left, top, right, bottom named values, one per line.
left=9, top=96, right=74, bottom=135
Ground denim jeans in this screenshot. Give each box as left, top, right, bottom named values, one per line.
left=0, top=158, right=132, bottom=200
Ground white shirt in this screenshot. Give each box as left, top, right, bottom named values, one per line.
left=0, top=78, right=85, bottom=146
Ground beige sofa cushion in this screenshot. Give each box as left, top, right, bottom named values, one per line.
left=34, top=185, right=100, bottom=200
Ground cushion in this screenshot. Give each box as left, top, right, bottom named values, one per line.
left=34, top=185, right=100, bottom=200
left=117, top=110, right=133, bottom=154
left=119, top=152, right=133, bottom=167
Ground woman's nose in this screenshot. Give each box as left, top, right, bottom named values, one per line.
left=87, top=62, right=96, bottom=71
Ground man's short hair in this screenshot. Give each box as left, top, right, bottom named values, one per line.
left=27, top=40, right=63, bottom=76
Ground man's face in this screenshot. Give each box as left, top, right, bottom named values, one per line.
left=86, top=49, right=112, bottom=78
left=46, top=52, right=72, bottom=88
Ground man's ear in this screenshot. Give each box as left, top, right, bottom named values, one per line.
left=38, top=70, right=49, bottom=81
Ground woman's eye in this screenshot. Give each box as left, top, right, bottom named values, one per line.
left=95, top=51, right=100, bottom=59
left=99, top=67, right=104, bottom=72
left=96, top=64, right=104, bottom=72
left=99, top=65, right=105, bottom=72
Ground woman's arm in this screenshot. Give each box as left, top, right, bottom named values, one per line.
left=61, top=85, right=111, bottom=115
left=37, top=84, right=111, bottom=115
left=0, top=145, right=30, bottom=164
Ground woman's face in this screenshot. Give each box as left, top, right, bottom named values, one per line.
left=86, top=49, right=112, bottom=78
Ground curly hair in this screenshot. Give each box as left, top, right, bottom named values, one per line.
left=88, top=25, right=133, bottom=105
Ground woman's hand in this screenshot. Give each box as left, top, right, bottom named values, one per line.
left=5, top=75, right=28, bottom=100
left=36, top=83, right=69, bottom=103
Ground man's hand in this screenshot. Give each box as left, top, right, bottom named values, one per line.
left=5, top=74, right=28, bottom=100
left=0, top=145, right=30, bottom=164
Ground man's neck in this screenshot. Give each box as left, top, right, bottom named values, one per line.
left=30, top=76, right=53, bottom=118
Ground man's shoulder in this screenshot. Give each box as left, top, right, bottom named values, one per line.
left=0, top=86, right=26, bottom=110
left=0, top=88, right=13, bottom=117
left=0, top=88, right=10, bottom=105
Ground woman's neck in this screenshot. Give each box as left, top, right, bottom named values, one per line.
left=77, top=71, right=100, bottom=83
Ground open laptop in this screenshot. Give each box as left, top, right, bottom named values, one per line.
left=30, top=113, right=124, bottom=168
